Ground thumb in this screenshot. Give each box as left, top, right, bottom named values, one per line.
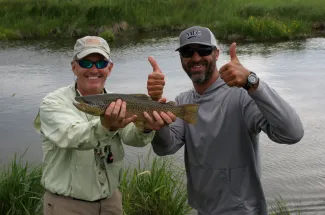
left=148, top=56, right=162, bottom=73
left=229, top=42, right=239, bottom=62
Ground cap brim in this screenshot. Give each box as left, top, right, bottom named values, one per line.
left=76, top=48, right=110, bottom=60
left=175, top=42, right=216, bottom=51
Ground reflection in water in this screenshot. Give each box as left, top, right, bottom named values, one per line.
left=0, top=37, right=325, bottom=214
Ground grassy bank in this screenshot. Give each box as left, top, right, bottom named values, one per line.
left=0, top=154, right=43, bottom=215
left=0, top=153, right=191, bottom=215
left=120, top=154, right=191, bottom=215
left=0, top=0, right=325, bottom=42
left=0, top=153, right=315, bottom=215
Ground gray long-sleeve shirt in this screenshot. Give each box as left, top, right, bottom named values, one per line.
left=151, top=77, right=304, bottom=215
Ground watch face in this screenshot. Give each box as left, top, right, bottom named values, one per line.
left=248, top=74, right=258, bottom=84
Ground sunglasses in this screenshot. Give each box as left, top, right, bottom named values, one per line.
left=78, top=59, right=110, bottom=69
left=179, top=46, right=215, bottom=58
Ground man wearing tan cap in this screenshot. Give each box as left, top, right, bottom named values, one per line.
left=34, top=36, right=155, bottom=215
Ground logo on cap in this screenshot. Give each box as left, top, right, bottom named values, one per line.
left=186, top=30, right=202, bottom=39
left=85, top=38, right=101, bottom=46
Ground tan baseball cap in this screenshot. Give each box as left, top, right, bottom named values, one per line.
left=73, top=36, right=110, bottom=60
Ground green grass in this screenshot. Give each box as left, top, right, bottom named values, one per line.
left=270, top=196, right=300, bottom=215
left=120, top=153, right=191, bottom=215
left=0, top=153, right=43, bottom=215
left=0, top=152, right=191, bottom=215
left=0, top=0, right=325, bottom=41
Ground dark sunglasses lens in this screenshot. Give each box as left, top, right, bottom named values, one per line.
left=197, top=47, right=213, bottom=56
left=196, top=47, right=213, bottom=56
left=96, top=60, right=109, bottom=69
left=78, top=60, right=92, bottom=68
left=179, top=46, right=214, bottom=58
left=180, top=48, right=194, bottom=58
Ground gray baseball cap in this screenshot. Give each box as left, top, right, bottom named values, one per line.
left=175, top=26, right=218, bottom=51
left=73, top=36, right=110, bottom=60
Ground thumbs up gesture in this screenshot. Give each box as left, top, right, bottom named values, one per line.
left=219, top=42, right=251, bottom=88
left=147, top=56, right=166, bottom=102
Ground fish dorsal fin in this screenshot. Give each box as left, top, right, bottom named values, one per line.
left=131, top=94, right=152, bottom=100
left=167, top=101, right=177, bottom=106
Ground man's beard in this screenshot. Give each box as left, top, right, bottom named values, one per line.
left=183, top=60, right=215, bottom=84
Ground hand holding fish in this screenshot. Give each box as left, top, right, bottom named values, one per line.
left=100, top=99, right=137, bottom=131
left=147, top=56, right=166, bottom=102
left=219, top=43, right=250, bottom=88
left=143, top=110, right=177, bottom=130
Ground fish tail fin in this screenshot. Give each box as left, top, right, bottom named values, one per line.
left=180, top=104, right=199, bottom=124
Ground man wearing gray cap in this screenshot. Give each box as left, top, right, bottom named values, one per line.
left=145, top=26, right=304, bottom=214
left=34, top=36, right=155, bottom=215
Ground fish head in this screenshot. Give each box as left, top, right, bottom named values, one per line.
left=73, top=101, right=104, bottom=116
left=74, top=96, right=84, bottom=103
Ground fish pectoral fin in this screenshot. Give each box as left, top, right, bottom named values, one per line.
left=134, top=120, right=145, bottom=131
left=132, top=94, right=152, bottom=100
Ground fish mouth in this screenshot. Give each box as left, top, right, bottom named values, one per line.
left=74, top=96, right=86, bottom=103
left=73, top=101, right=87, bottom=112
left=73, top=101, right=103, bottom=116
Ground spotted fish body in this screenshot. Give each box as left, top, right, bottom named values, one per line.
left=73, top=93, right=199, bottom=124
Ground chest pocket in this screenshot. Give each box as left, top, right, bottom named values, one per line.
left=73, top=150, right=96, bottom=166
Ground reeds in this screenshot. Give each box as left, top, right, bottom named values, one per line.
left=0, top=0, right=324, bottom=41
left=0, top=153, right=43, bottom=215
left=119, top=153, right=192, bottom=215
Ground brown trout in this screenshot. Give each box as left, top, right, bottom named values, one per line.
left=73, top=93, right=199, bottom=124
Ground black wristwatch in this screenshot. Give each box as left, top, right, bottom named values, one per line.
left=244, top=71, right=259, bottom=90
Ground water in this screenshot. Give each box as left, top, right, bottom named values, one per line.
left=0, top=36, right=325, bottom=214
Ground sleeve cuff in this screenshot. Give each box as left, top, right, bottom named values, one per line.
left=248, top=79, right=267, bottom=98
left=154, top=126, right=171, bottom=145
